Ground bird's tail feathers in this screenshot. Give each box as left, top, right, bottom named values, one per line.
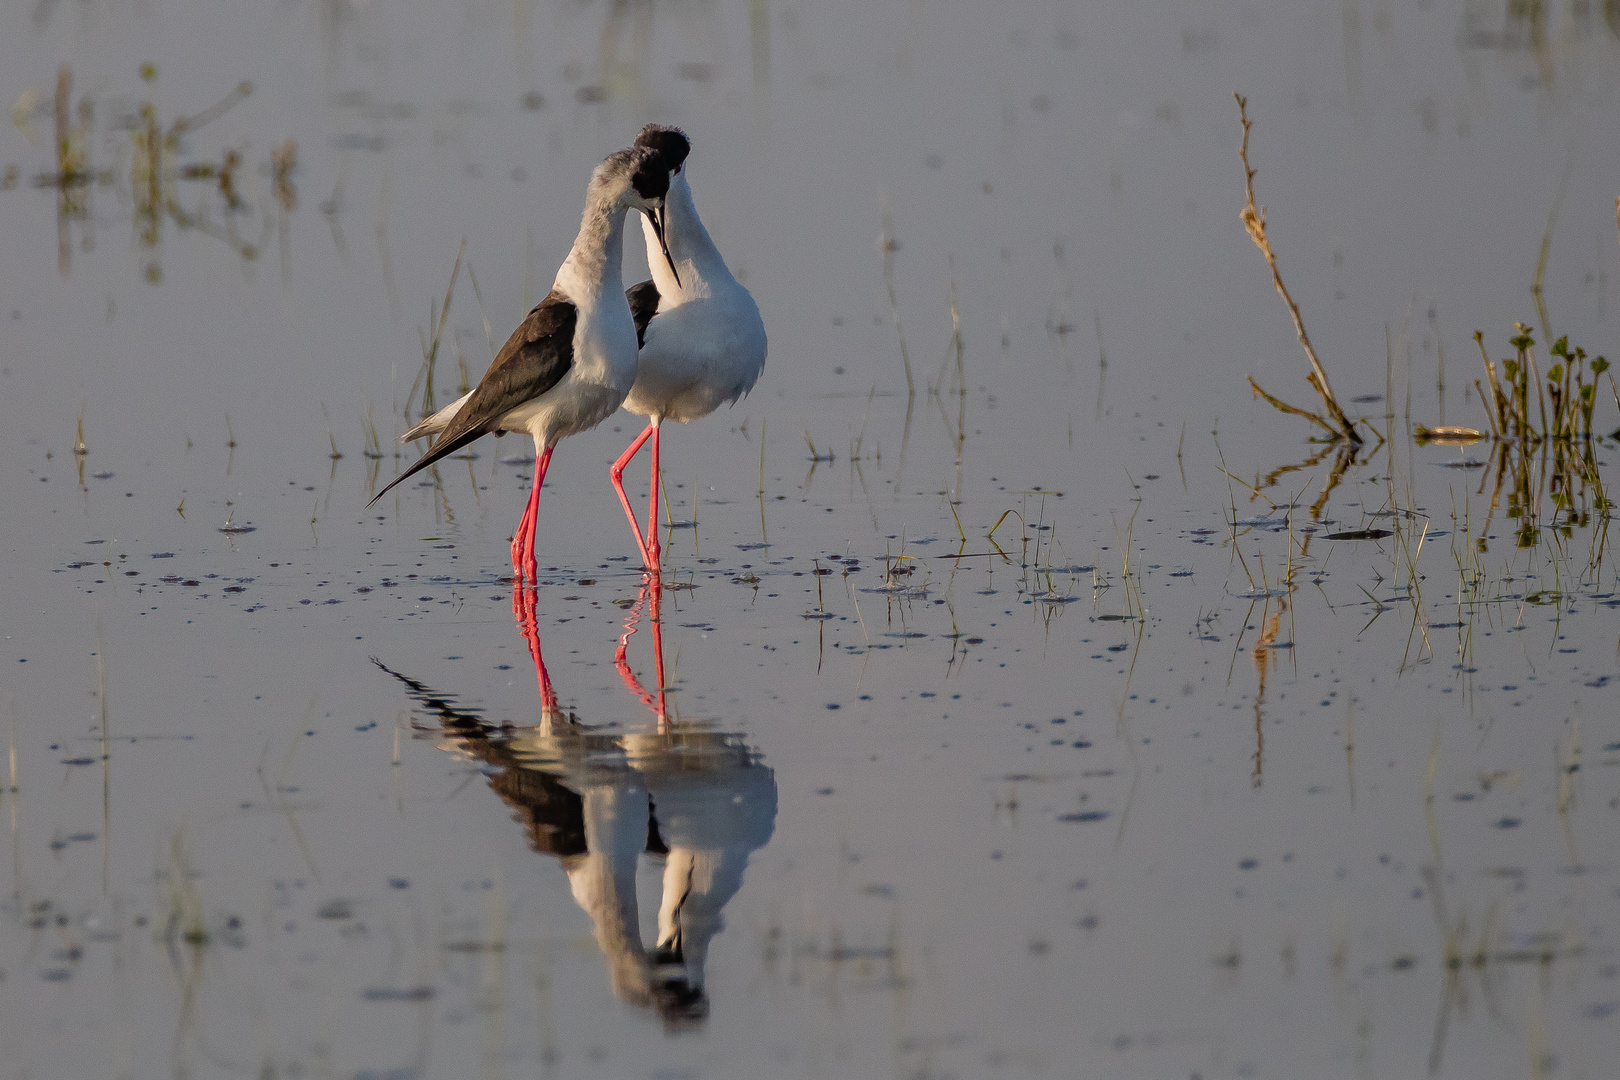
left=368, top=425, right=487, bottom=507
left=401, top=415, right=442, bottom=442
left=402, top=391, right=473, bottom=442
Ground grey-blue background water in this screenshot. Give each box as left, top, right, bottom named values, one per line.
left=2, top=2, right=1617, bottom=1077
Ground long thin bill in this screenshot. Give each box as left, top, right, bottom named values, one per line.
left=649, top=207, right=681, bottom=288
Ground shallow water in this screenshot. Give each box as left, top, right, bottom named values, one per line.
left=2, top=2, right=1619, bottom=1078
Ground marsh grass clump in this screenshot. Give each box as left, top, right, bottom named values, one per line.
left=406, top=241, right=466, bottom=424
left=125, top=72, right=261, bottom=274
left=23, top=66, right=105, bottom=274
left=1436, top=324, right=1616, bottom=546
left=9, top=64, right=276, bottom=278
left=1230, top=99, right=1613, bottom=559
left=1471, top=324, right=1612, bottom=443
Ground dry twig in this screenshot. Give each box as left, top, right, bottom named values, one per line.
left=1235, top=94, right=1361, bottom=443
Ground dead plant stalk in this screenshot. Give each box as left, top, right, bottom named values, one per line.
left=1234, top=94, right=1360, bottom=444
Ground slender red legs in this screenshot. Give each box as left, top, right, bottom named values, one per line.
left=609, top=421, right=663, bottom=569
left=614, top=569, right=667, bottom=725
left=509, top=445, right=553, bottom=581
left=644, top=422, right=662, bottom=566
left=511, top=580, right=559, bottom=714
left=610, top=423, right=656, bottom=560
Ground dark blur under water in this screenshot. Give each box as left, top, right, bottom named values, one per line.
left=1, top=2, right=1618, bottom=1078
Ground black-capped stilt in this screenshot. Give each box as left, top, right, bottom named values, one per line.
left=610, top=126, right=767, bottom=568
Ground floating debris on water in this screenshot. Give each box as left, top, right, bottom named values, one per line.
left=1413, top=425, right=1485, bottom=444
left=361, top=986, right=435, bottom=1002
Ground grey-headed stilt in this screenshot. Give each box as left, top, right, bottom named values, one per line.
left=374, top=144, right=680, bottom=579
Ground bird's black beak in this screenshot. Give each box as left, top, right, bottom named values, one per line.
left=649, top=203, right=681, bottom=289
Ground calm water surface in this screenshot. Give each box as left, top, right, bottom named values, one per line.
left=2, top=2, right=1618, bottom=1078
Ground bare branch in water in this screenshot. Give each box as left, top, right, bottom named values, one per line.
left=1234, top=94, right=1361, bottom=444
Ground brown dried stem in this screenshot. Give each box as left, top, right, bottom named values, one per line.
left=1235, top=94, right=1361, bottom=443
left=1247, top=377, right=1338, bottom=439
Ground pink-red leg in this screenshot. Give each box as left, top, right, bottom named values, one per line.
left=509, top=472, right=538, bottom=574
left=610, top=423, right=656, bottom=561
left=511, top=581, right=559, bottom=714
left=509, top=445, right=553, bottom=581
left=509, top=487, right=536, bottom=577
left=644, top=422, right=662, bottom=566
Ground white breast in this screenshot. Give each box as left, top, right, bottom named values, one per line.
left=623, top=284, right=766, bottom=423
left=499, top=282, right=641, bottom=447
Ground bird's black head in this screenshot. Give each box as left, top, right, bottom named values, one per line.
left=617, top=143, right=680, bottom=286
left=629, top=150, right=671, bottom=202
left=634, top=125, right=691, bottom=175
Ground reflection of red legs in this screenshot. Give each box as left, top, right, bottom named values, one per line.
left=611, top=423, right=656, bottom=561
left=512, top=580, right=559, bottom=714
left=648, top=576, right=665, bottom=722
left=509, top=445, right=553, bottom=581
left=615, top=570, right=667, bottom=725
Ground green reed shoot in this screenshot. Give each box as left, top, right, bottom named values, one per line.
left=362, top=402, right=384, bottom=459
left=1474, top=324, right=1609, bottom=443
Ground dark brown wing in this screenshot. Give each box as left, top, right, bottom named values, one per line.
left=626, top=279, right=660, bottom=347
left=370, top=291, right=577, bottom=506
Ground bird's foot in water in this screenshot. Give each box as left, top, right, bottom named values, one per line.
left=509, top=531, right=539, bottom=582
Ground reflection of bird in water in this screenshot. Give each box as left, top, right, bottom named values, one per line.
left=618, top=725, right=777, bottom=1007
left=611, top=126, right=767, bottom=568
left=373, top=578, right=775, bottom=1026
left=372, top=144, right=681, bottom=579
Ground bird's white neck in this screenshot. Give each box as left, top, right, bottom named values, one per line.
left=641, top=170, right=733, bottom=303
left=556, top=196, right=630, bottom=303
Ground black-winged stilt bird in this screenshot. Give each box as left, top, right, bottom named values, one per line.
left=610, top=126, right=767, bottom=567
left=373, top=144, right=681, bottom=579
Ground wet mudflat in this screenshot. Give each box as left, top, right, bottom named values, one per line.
left=2, top=2, right=1619, bottom=1078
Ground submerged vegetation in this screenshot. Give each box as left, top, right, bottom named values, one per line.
left=8, top=63, right=290, bottom=279
left=1233, top=95, right=1617, bottom=458
left=1233, top=93, right=1616, bottom=562
left=1469, top=325, right=1614, bottom=443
